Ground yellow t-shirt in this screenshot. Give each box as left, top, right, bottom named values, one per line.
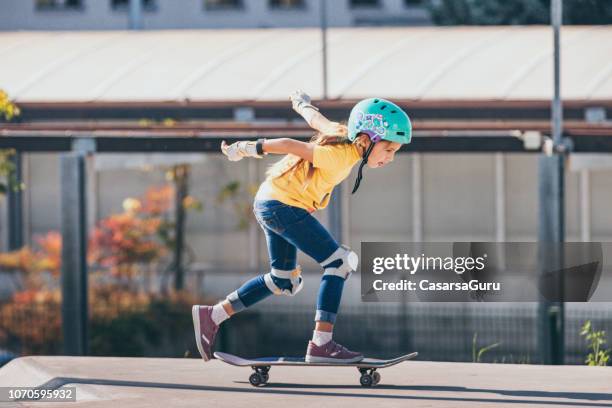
left=255, top=143, right=362, bottom=211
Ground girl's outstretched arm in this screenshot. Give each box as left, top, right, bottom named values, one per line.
left=309, top=112, right=341, bottom=134
left=262, top=138, right=314, bottom=162
left=221, top=138, right=314, bottom=163
left=221, top=90, right=335, bottom=163
left=290, top=89, right=340, bottom=134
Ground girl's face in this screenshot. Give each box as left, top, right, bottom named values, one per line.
left=360, top=136, right=402, bottom=168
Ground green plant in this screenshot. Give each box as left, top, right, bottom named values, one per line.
left=0, top=149, right=26, bottom=197
left=580, top=320, right=610, bottom=366
left=1, top=90, right=25, bottom=196
left=496, top=354, right=530, bottom=364
left=216, top=180, right=258, bottom=230
left=0, top=89, right=20, bottom=121
left=472, top=333, right=501, bottom=363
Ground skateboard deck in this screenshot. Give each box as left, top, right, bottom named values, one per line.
left=214, top=351, right=418, bottom=387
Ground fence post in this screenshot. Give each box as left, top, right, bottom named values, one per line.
left=60, top=139, right=94, bottom=355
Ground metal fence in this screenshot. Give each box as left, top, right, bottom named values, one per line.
left=218, top=303, right=612, bottom=365
left=1, top=299, right=610, bottom=365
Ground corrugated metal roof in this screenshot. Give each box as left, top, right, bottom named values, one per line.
left=0, top=26, right=611, bottom=103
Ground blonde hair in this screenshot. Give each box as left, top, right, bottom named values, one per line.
left=265, top=124, right=367, bottom=191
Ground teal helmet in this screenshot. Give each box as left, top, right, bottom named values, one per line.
left=348, top=98, right=411, bottom=195
left=348, top=98, right=412, bottom=144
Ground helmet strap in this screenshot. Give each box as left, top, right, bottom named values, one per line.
left=351, top=141, right=375, bottom=194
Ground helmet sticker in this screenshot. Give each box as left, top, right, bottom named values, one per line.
left=355, top=111, right=387, bottom=141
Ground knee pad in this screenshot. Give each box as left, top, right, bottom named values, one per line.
left=320, top=244, right=358, bottom=281
left=263, top=266, right=304, bottom=296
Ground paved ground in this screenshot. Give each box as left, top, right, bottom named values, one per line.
left=0, top=356, right=610, bottom=407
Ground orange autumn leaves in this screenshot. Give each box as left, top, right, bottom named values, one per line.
left=0, top=232, right=61, bottom=306
left=89, top=184, right=178, bottom=276
left=89, top=211, right=166, bottom=270
left=0, top=185, right=203, bottom=286
left=0, top=233, right=62, bottom=297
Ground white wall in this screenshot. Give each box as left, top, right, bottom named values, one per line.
left=16, top=151, right=612, bottom=258
left=1, top=150, right=610, bottom=304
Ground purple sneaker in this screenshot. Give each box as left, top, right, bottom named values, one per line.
left=305, top=340, right=364, bottom=363
left=192, top=305, right=219, bottom=362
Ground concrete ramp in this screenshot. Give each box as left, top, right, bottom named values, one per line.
left=0, top=356, right=611, bottom=407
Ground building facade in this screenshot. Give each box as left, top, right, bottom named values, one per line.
left=0, top=0, right=432, bottom=30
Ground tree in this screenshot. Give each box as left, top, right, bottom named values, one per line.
left=0, top=89, right=20, bottom=121
left=428, top=0, right=612, bottom=25
left=0, top=90, right=23, bottom=197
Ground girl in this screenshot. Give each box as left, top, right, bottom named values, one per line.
left=193, top=90, right=412, bottom=363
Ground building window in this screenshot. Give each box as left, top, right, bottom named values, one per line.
left=350, top=0, right=380, bottom=8
left=204, top=0, right=243, bottom=10
left=269, top=0, right=305, bottom=10
left=35, top=0, right=83, bottom=10
left=111, top=0, right=157, bottom=12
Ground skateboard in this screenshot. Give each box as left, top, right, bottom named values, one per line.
left=213, top=351, right=418, bottom=387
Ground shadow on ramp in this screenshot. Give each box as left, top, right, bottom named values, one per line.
left=35, top=376, right=612, bottom=407
left=243, top=382, right=612, bottom=402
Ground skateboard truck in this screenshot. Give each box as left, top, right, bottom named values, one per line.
left=249, top=365, right=271, bottom=386
left=358, top=367, right=381, bottom=387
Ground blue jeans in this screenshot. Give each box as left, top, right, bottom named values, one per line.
left=225, top=199, right=347, bottom=324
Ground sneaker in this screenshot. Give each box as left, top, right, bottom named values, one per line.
left=192, top=305, right=219, bottom=361
left=305, top=340, right=364, bottom=363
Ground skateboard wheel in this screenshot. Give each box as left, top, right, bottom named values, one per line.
left=372, top=371, right=381, bottom=385
left=360, top=374, right=373, bottom=387
left=262, top=373, right=269, bottom=383
left=249, top=373, right=264, bottom=387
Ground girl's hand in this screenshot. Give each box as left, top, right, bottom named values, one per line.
left=221, top=140, right=263, bottom=161
left=290, top=89, right=339, bottom=134
left=220, top=140, right=241, bottom=161
left=290, top=89, right=319, bottom=115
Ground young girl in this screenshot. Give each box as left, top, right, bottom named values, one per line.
left=193, top=90, right=412, bottom=363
